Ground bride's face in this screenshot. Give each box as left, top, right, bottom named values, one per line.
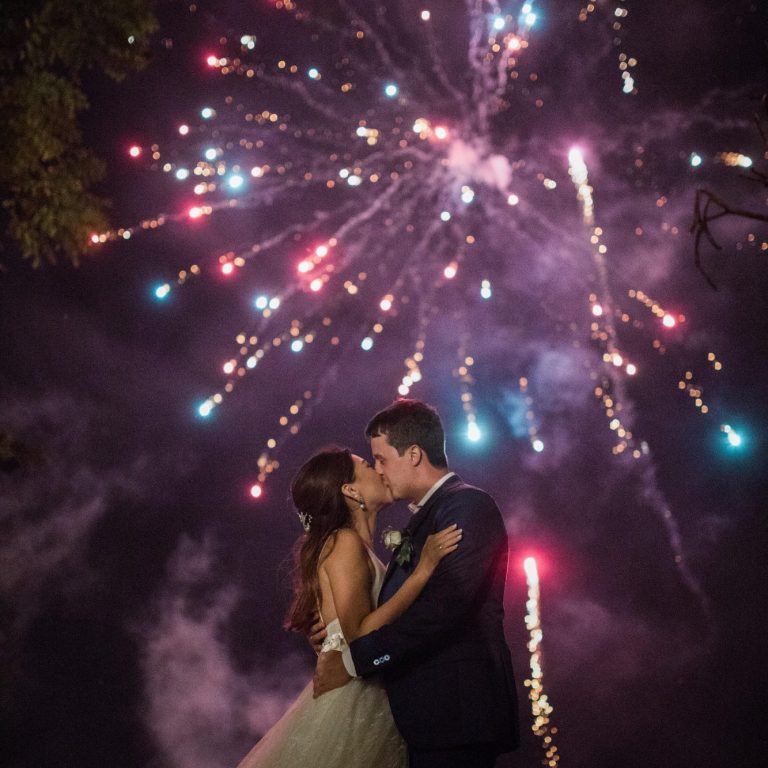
left=350, top=454, right=393, bottom=510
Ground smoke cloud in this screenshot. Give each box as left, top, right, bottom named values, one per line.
left=138, top=535, right=310, bottom=768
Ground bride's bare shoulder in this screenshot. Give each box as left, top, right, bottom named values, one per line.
left=320, top=527, right=367, bottom=567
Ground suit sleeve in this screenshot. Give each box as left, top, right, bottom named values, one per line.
left=350, top=488, right=506, bottom=676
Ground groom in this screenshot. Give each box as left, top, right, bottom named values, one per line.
left=314, top=399, right=519, bottom=768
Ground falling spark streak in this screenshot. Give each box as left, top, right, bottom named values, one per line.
left=523, top=557, right=561, bottom=765
left=569, top=146, right=710, bottom=618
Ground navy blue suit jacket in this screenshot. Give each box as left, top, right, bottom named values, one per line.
left=349, top=475, right=519, bottom=752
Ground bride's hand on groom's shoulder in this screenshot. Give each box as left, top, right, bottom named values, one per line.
left=417, top=523, right=463, bottom=575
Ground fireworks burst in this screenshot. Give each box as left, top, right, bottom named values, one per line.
left=93, top=1, right=747, bottom=616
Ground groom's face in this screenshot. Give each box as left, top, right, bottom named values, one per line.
left=370, top=433, right=413, bottom=501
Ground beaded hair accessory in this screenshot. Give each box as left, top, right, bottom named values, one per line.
left=297, top=510, right=312, bottom=532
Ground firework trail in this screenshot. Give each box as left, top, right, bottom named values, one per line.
left=523, top=556, right=561, bottom=767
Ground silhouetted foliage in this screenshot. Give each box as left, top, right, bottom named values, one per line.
left=0, top=0, right=157, bottom=267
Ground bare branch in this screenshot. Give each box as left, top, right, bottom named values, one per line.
left=690, top=189, right=768, bottom=290
left=692, top=93, right=768, bottom=289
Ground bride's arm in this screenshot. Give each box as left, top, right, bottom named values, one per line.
left=325, top=525, right=462, bottom=643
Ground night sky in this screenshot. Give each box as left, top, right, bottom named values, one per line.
left=2, top=2, right=767, bottom=767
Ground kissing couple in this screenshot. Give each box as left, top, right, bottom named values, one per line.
left=235, top=399, right=519, bottom=768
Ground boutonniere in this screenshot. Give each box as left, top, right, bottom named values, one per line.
left=382, top=527, right=414, bottom=567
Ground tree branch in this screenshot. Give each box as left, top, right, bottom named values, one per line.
left=690, top=189, right=768, bottom=290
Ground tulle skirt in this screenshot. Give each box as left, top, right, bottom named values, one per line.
left=236, top=677, right=407, bottom=768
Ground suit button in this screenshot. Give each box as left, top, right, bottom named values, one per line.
left=373, top=659, right=380, bottom=666
left=383, top=655, right=391, bottom=661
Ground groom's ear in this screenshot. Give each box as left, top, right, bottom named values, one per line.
left=408, top=445, right=423, bottom=466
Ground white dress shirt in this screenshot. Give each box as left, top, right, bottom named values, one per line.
left=407, top=471, right=455, bottom=514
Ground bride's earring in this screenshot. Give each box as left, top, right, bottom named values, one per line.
left=342, top=484, right=366, bottom=511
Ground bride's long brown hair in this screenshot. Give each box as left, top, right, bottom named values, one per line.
left=284, top=447, right=355, bottom=635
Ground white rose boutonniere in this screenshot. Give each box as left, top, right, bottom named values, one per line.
left=382, top=528, right=402, bottom=549
left=382, top=527, right=414, bottom=566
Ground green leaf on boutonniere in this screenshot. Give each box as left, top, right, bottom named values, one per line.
left=394, top=536, right=414, bottom=567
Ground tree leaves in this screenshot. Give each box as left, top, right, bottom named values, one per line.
left=0, top=0, right=158, bottom=266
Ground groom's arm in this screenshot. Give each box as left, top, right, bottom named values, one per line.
left=349, top=488, right=506, bottom=676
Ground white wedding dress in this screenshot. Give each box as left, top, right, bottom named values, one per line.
left=236, top=549, right=407, bottom=768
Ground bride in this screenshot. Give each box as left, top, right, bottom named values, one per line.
left=235, top=447, right=461, bottom=768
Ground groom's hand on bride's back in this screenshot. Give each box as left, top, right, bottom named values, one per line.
left=308, top=612, right=327, bottom=654
left=313, top=649, right=352, bottom=698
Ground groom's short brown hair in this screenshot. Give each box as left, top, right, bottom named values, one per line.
left=365, top=399, right=448, bottom=468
